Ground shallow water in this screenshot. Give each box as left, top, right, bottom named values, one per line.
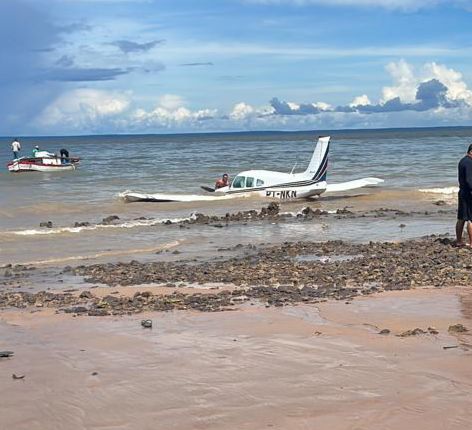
left=0, top=127, right=468, bottom=265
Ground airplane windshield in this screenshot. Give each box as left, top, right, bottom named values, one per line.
left=232, top=176, right=246, bottom=188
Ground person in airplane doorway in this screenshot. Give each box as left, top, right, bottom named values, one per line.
left=215, top=173, right=230, bottom=189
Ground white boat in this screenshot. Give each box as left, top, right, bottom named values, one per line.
left=120, top=136, right=383, bottom=203
left=7, top=155, right=80, bottom=173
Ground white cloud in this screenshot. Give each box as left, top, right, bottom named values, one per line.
left=424, top=62, right=472, bottom=105
left=37, top=88, right=131, bottom=130
left=313, top=101, right=332, bottom=111
left=158, top=94, right=186, bottom=111
left=230, top=102, right=255, bottom=120
left=131, top=95, right=218, bottom=129
left=350, top=94, right=371, bottom=107
left=381, top=59, right=417, bottom=103
left=287, top=102, right=300, bottom=110
left=380, top=60, right=472, bottom=106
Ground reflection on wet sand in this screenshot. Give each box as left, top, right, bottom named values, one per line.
left=0, top=287, right=471, bottom=430
left=460, top=290, right=472, bottom=321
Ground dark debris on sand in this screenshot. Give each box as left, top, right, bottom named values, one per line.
left=1, top=236, right=471, bottom=316
left=73, top=236, right=472, bottom=290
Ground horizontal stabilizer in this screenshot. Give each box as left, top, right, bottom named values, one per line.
left=325, top=177, right=384, bottom=193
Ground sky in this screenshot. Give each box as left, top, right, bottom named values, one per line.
left=2, top=0, right=472, bottom=135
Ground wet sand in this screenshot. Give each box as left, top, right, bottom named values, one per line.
left=1, top=287, right=471, bottom=430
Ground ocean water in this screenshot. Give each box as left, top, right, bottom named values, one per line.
left=0, top=127, right=470, bottom=266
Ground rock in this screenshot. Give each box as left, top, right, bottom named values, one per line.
left=379, top=329, right=391, bottom=335
left=101, top=215, right=120, bottom=225
left=399, top=224, right=406, bottom=228
left=12, top=374, right=25, bottom=380
left=79, top=291, right=93, bottom=299
left=398, top=328, right=426, bottom=337
left=435, top=237, right=454, bottom=246
left=74, top=222, right=90, bottom=227
left=4, top=270, right=12, bottom=277
left=448, top=324, right=468, bottom=333
left=141, top=319, right=152, bottom=328
left=0, top=351, right=14, bottom=358
left=433, top=200, right=447, bottom=206
left=64, top=306, right=88, bottom=314
left=88, top=309, right=110, bottom=316
left=261, top=202, right=280, bottom=217
left=300, top=207, right=327, bottom=218
left=39, top=221, right=53, bottom=228
left=427, top=326, right=439, bottom=335
left=92, top=371, right=99, bottom=376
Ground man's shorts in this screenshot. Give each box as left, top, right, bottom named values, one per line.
left=457, top=190, right=472, bottom=221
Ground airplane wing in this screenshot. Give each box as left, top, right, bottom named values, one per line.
left=324, top=177, right=384, bottom=193
left=119, top=191, right=246, bottom=203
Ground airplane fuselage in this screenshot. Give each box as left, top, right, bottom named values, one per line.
left=214, top=171, right=327, bottom=200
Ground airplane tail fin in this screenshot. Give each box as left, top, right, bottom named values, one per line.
left=304, top=136, right=330, bottom=182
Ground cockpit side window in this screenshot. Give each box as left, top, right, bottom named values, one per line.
left=232, top=176, right=246, bottom=188
left=256, top=179, right=264, bottom=186
left=246, top=177, right=254, bottom=188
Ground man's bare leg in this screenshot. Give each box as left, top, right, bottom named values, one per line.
left=456, top=219, right=466, bottom=245
left=466, top=221, right=472, bottom=246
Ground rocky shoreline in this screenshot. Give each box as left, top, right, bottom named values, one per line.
left=73, top=236, right=469, bottom=289
left=1, top=235, right=471, bottom=316
left=32, top=201, right=454, bottom=231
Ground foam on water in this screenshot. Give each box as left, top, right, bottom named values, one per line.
left=9, top=216, right=194, bottom=236
left=418, top=186, right=459, bottom=195
left=20, top=240, right=181, bottom=266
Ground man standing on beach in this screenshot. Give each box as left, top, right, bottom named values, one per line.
left=456, top=144, right=472, bottom=246
left=11, top=138, right=21, bottom=159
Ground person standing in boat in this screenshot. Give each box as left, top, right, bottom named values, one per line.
left=59, top=148, right=70, bottom=164
left=11, top=138, right=21, bottom=159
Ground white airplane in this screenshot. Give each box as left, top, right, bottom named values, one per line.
left=120, top=136, right=383, bottom=202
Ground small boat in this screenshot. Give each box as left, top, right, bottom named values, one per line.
left=7, top=155, right=80, bottom=173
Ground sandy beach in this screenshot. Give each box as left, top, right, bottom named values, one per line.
left=2, top=202, right=472, bottom=429
left=1, top=286, right=471, bottom=430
